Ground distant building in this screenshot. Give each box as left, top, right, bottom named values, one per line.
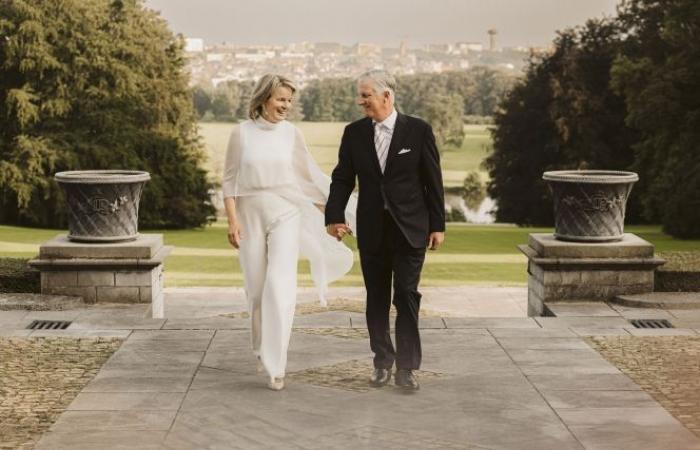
left=487, top=29, right=498, bottom=51
left=399, top=41, right=408, bottom=57
left=456, top=42, right=483, bottom=52
left=280, top=51, right=313, bottom=58
left=314, top=42, right=343, bottom=54
left=426, top=43, right=452, bottom=53
left=355, top=43, right=381, bottom=56
left=234, top=51, right=274, bottom=62
left=185, top=38, right=204, bottom=53
left=206, top=53, right=225, bottom=62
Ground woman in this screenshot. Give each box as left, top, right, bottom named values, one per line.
left=222, top=74, right=355, bottom=391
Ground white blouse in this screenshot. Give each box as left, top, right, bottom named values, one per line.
left=222, top=118, right=357, bottom=305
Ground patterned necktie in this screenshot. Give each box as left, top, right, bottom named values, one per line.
left=374, top=122, right=390, bottom=173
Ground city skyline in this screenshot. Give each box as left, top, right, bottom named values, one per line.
left=144, top=0, right=620, bottom=48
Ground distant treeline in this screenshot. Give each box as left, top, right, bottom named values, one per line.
left=192, top=67, right=515, bottom=149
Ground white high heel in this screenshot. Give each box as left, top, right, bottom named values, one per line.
left=267, top=376, right=285, bottom=391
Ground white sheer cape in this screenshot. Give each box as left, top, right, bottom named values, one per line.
left=222, top=118, right=357, bottom=306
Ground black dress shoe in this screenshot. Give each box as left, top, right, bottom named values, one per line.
left=369, top=368, right=392, bottom=387
left=394, top=369, right=420, bottom=391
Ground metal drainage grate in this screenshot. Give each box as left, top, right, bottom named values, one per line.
left=630, top=319, right=674, bottom=329
left=27, top=320, right=72, bottom=330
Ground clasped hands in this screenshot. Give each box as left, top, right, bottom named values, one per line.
left=326, top=223, right=352, bottom=241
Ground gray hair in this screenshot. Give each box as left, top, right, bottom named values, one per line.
left=357, top=70, right=396, bottom=104
left=248, top=74, right=297, bottom=120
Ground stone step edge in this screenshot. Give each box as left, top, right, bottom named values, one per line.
left=610, top=292, right=700, bottom=310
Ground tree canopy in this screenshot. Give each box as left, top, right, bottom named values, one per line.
left=611, top=0, right=700, bottom=238
left=0, top=0, right=216, bottom=228
left=486, top=0, right=700, bottom=237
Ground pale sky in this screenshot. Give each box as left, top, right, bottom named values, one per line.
left=144, top=0, right=620, bottom=48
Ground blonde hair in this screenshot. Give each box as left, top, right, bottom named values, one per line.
left=248, top=74, right=297, bottom=120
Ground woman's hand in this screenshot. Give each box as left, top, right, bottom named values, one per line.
left=228, top=222, right=242, bottom=249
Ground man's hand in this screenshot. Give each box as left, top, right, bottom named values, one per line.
left=326, top=223, right=352, bottom=241
left=227, top=222, right=242, bottom=249
left=428, top=232, right=444, bottom=251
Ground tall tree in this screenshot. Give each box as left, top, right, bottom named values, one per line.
left=611, top=0, right=700, bottom=237
left=418, top=93, right=465, bottom=151
left=192, top=86, right=212, bottom=119
left=485, top=54, right=559, bottom=225
left=486, top=19, right=640, bottom=225
left=0, top=0, right=215, bottom=228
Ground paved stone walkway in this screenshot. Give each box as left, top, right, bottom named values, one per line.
left=1, top=287, right=700, bottom=449
left=589, top=335, right=700, bottom=438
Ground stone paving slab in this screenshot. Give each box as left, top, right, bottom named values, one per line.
left=161, top=317, right=250, bottom=329
left=67, top=392, right=185, bottom=411
left=540, top=389, right=659, bottom=409
left=0, top=329, right=32, bottom=337
left=571, top=327, right=632, bottom=336
left=103, top=350, right=205, bottom=369
left=545, top=302, right=620, bottom=317
left=536, top=316, right=632, bottom=328
left=49, top=410, right=177, bottom=432
left=562, top=407, right=700, bottom=450
left=81, top=372, right=194, bottom=393
left=526, top=373, right=644, bottom=391
left=496, top=337, right=593, bottom=350
left=68, top=317, right=166, bottom=330
left=444, top=317, right=539, bottom=328
left=34, top=430, right=167, bottom=450
left=488, top=327, right=577, bottom=338
left=0, top=310, right=28, bottom=323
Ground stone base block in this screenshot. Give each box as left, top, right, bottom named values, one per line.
left=29, top=234, right=170, bottom=318
left=520, top=233, right=665, bottom=317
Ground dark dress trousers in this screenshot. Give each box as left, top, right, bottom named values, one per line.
left=325, top=112, right=445, bottom=370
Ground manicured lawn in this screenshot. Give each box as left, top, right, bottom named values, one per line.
left=2, top=223, right=699, bottom=287
left=198, top=122, right=490, bottom=188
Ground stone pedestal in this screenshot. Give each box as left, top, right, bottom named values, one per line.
left=28, top=234, right=172, bottom=318
left=518, top=233, right=665, bottom=316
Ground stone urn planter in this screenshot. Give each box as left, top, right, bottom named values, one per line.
left=542, top=170, right=638, bottom=242
left=54, top=170, right=150, bottom=242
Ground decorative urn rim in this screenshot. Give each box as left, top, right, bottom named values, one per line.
left=542, top=170, right=639, bottom=184
left=55, top=170, right=151, bottom=184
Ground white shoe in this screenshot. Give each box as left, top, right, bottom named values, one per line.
left=267, top=377, right=284, bottom=391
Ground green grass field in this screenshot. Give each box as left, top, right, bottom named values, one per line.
left=2, top=223, right=699, bottom=287
left=198, top=122, right=491, bottom=188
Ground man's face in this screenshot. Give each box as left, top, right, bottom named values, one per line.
left=357, top=80, right=390, bottom=121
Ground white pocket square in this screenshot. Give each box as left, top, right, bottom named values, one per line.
left=398, top=148, right=411, bottom=155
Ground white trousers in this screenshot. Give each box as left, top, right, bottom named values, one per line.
left=237, top=194, right=300, bottom=378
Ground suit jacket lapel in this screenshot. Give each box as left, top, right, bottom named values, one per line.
left=383, top=112, right=408, bottom=175
left=361, top=117, right=383, bottom=177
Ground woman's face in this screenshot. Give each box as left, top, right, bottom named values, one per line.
left=262, top=86, right=293, bottom=123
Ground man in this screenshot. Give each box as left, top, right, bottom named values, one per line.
left=325, top=70, right=445, bottom=391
